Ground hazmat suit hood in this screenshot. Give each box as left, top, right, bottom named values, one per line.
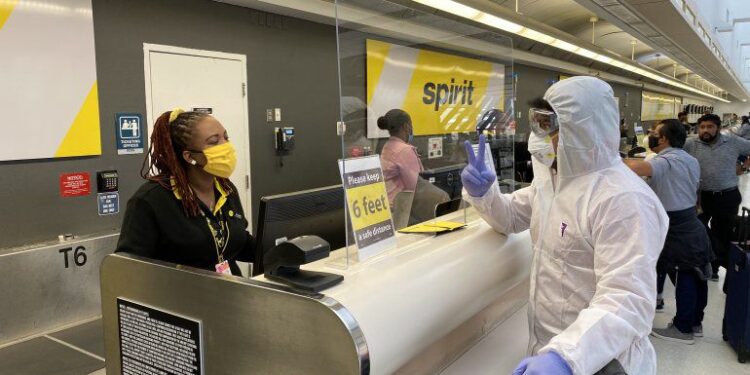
left=543, top=76, right=621, bottom=179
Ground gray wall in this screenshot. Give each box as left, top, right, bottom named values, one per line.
left=0, top=0, right=648, bottom=249
left=513, top=64, right=643, bottom=137
left=0, top=0, right=341, bottom=248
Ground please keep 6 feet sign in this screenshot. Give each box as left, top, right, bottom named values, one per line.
left=338, top=156, right=396, bottom=260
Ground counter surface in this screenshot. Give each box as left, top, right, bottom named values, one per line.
left=256, top=208, right=533, bottom=374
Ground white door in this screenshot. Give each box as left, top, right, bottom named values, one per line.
left=143, top=44, right=252, bottom=222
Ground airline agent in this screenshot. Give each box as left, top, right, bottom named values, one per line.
left=117, top=109, right=255, bottom=276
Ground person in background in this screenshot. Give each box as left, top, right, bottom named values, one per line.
left=117, top=109, right=255, bottom=276
left=624, top=119, right=712, bottom=344
left=729, top=116, right=750, bottom=140
left=678, top=111, right=693, bottom=134
left=685, top=114, right=750, bottom=281
left=378, top=109, right=423, bottom=204
left=464, top=77, right=668, bottom=375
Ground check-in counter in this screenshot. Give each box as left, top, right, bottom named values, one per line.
left=101, top=209, right=532, bottom=374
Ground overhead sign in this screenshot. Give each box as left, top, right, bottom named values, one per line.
left=338, top=156, right=396, bottom=260
left=115, top=113, right=145, bottom=155
left=60, top=172, right=91, bottom=198
left=366, top=39, right=505, bottom=137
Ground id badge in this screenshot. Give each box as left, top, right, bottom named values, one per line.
left=215, top=260, right=232, bottom=275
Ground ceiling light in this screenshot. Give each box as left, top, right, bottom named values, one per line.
left=517, top=28, right=556, bottom=44
left=473, top=13, right=523, bottom=33
left=419, top=0, right=480, bottom=19
left=595, top=55, right=613, bottom=64
left=577, top=48, right=598, bottom=59
left=410, top=0, right=730, bottom=103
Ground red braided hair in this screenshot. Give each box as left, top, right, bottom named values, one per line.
left=141, top=110, right=233, bottom=217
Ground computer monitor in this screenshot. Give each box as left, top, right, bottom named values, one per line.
left=420, top=165, right=464, bottom=199
left=254, top=185, right=349, bottom=275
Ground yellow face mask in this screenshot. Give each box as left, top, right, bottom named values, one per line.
left=200, top=142, right=237, bottom=178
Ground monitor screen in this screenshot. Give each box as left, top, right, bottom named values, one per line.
left=254, top=185, right=350, bottom=274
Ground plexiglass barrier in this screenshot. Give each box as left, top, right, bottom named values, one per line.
left=334, top=0, right=516, bottom=267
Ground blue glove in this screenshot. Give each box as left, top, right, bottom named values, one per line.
left=461, top=134, right=496, bottom=197
left=512, top=351, right=573, bottom=375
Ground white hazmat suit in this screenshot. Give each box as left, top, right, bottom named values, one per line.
left=465, top=77, right=669, bottom=375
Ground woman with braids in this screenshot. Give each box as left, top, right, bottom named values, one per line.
left=116, top=109, right=255, bottom=276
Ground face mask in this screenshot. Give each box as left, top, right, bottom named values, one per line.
left=647, top=135, right=660, bottom=150
left=529, top=134, right=556, bottom=167
left=408, top=134, right=414, bottom=144
left=532, top=148, right=556, bottom=167
left=199, top=142, right=237, bottom=178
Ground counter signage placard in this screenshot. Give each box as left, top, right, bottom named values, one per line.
left=338, top=155, right=396, bottom=260
left=117, top=298, right=203, bottom=375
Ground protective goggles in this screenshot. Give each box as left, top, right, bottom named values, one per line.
left=529, top=108, right=559, bottom=137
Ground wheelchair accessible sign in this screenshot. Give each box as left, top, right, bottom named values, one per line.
left=116, top=113, right=145, bottom=155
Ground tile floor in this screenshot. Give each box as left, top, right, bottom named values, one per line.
left=446, top=269, right=750, bottom=374
left=651, top=269, right=749, bottom=374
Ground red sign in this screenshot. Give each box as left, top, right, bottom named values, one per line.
left=60, top=172, right=91, bottom=197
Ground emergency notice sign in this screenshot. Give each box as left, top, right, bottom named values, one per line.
left=60, top=172, right=91, bottom=197
left=338, top=155, right=396, bottom=260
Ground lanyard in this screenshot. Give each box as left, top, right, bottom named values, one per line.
left=203, top=211, right=230, bottom=263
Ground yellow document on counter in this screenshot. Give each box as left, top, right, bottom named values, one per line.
left=398, top=221, right=466, bottom=234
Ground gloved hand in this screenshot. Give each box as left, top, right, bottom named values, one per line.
left=461, top=134, right=497, bottom=197
left=511, top=351, right=573, bottom=375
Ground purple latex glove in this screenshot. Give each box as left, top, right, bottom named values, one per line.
left=511, top=351, right=573, bottom=375
left=461, top=134, right=497, bottom=197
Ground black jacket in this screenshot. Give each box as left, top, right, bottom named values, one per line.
left=657, top=208, right=713, bottom=273
left=116, top=180, right=255, bottom=275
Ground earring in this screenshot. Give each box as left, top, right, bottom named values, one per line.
left=190, top=160, right=197, bottom=166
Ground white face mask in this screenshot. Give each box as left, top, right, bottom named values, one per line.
left=528, top=133, right=556, bottom=167
left=532, top=147, right=556, bottom=167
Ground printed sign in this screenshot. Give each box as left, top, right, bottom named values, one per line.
left=428, top=137, right=443, bottom=159
left=60, top=172, right=91, bottom=197
left=338, top=156, right=396, bottom=260
left=366, top=39, right=505, bottom=138
left=97, top=192, right=119, bottom=216
left=115, top=113, right=145, bottom=155
left=192, top=107, right=213, bottom=114
left=641, top=91, right=680, bottom=121
left=118, top=298, right=202, bottom=375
